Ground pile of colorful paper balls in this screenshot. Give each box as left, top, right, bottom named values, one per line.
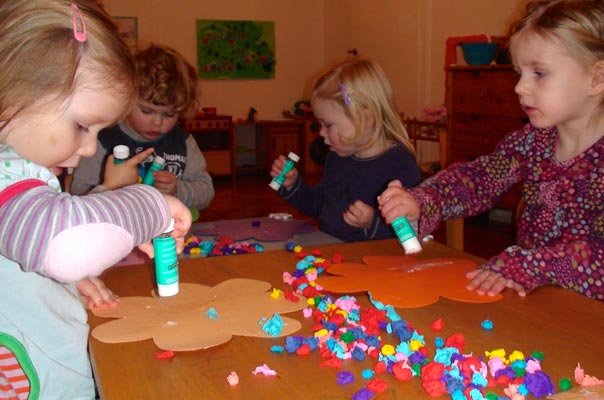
left=183, top=235, right=264, bottom=257
left=274, top=249, right=564, bottom=400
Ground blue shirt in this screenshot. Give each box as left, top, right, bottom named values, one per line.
left=281, top=145, right=421, bottom=242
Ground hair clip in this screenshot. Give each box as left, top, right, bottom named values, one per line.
left=71, top=3, right=87, bottom=43
left=340, top=83, right=352, bottom=105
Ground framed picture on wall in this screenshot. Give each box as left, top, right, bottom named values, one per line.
left=196, top=19, right=276, bottom=79
left=112, top=16, right=138, bottom=51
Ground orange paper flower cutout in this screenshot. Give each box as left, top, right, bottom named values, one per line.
left=316, top=255, right=502, bottom=308
left=91, top=279, right=304, bottom=351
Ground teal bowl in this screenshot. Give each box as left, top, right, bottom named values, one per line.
left=461, top=42, right=499, bottom=66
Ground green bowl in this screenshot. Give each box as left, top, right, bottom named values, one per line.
left=461, top=42, right=499, bottom=66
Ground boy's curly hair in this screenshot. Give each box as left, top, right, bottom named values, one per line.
left=136, top=44, right=199, bottom=113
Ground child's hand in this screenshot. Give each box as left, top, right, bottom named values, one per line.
left=465, top=269, right=527, bottom=297
left=270, top=155, right=299, bottom=191
left=378, top=180, right=420, bottom=223
left=153, top=170, right=178, bottom=196
left=103, top=147, right=154, bottom=190
left=137, top=195, right=192, bottom=258
left=343, top=200, right=374, bottom=228
left=76, top=277, right=119, bottom=310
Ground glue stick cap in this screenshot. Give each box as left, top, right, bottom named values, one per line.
left=158, top=283, right=179, bottom=297
left=287, top=152, right=300, bottom=162
left=113, top=145, right=129, bottom=160
left=402, top=236, right=422, bottom=254
left=268, top=180, right=281, bottom=190
left=153, top=155, right=166, bottom=166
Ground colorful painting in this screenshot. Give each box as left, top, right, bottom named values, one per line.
left=196, top=19, right=276, bottom=79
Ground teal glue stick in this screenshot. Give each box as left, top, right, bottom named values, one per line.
left=142, top=155, right=165, bottom=186
left=269, top=152, right=300, bottom=190
left=113, top=145, right=129, bottom=164
left=153, top=219, right=179, bottom=297
left=391, top=216, right=422, bottom=254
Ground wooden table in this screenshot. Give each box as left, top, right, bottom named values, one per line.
left=89, top=239, right=604, bottom=399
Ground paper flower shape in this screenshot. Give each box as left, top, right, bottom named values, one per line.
left=316, top=255, right=502, bottom=308
left=91, top=279, right=305, bottom=351
left=194, top=217, right=316, bottom=241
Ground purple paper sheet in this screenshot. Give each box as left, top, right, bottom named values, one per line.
left=194, top=218, right=317, bottom=241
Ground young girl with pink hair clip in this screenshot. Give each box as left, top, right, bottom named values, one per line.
left=0, top=1, right=191, bottom=397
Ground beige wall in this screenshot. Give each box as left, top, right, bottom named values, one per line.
left=102, top=0, right=527, bottom=120
left=103, top=0, right=324, bottom=120
left=426, top=0, right=528, bottom=108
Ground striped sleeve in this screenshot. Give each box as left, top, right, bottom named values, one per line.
left=0, top=184, right=170, bottom=274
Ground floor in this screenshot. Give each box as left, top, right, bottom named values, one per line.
left=201, top=175, right=516, bottom=260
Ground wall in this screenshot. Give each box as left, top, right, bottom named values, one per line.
left=324, top=0, right=423, bottom=119
left=325, top=0, right=528, bottom=117
left=426, top=0, right=528, bottom=107
left=102, top=0, right=528, bottom=120
left=102, top=0, right=324, bottom=120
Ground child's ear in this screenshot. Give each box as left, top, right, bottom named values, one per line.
left=590, top=60, right=604, bottom=95
left=362, top=108, right=375, bottom=132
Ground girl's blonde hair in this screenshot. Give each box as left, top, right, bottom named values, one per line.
left=510, top=0, right=604, bottom=69
left=0, top=0, right=135, bottom=134
left=136, top=44, right=199, bottom=113
left=312, top=58, right=414, bottom=154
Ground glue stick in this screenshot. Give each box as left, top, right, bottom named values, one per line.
left=391, top=216, right=422, bottom=254
left=113, top=145, right=129, bottom=164
left=142, top=155, right=165, bottom=186
left=153, top=218, right=179, bottom=297
left=269, top=152, right=300, bottom=190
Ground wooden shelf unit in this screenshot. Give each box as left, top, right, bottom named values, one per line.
left=446, top=64, right=526, bottom=211
left=234, top=119, right=303, bottom=177
left=185, top=115, right=235, bottom=180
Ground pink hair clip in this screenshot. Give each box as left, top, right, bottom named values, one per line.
left=340, top=83, right=352, bottom=105
left=71, top=3, right=87, bottom=42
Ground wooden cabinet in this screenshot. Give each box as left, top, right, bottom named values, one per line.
left=297, top=115, right=328, bottom=178
left=233, top=119, right=303, bottom=177
left=185, top=115, right=235, bottom=179
left=446, top=65, right=526, bottom=210
left=446, top=65, right=526, bottom=165
left=260, top=120, right=302, bottom=168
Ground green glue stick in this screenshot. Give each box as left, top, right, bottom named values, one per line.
left=142, top=155, right=165, bottom=186
left=391, top=216, right=422, bottom=254
left=153, top=219, right=179, bottom=297
left=269, top=152, right=300, bottom=190
left=113, top=145, right=129, bottom=164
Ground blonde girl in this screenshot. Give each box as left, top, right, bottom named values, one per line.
left=380, top=0, right=604, bottom=301
left=0, top=1, right=191, bottom=397
left=271, top=58, right=421, bottom=242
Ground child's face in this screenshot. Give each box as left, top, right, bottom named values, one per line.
left=127, top=100, right=180, bottom=141
left=3, top=67, right=128, bottom=175
left=312, top=97, right=368, bottom=158
left=512, top=31, right=596, bottom=131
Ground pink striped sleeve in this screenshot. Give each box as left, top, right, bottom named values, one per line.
left=0, top=184, right=170, bottom=275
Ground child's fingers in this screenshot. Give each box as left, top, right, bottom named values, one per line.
left=465, top=268, right=483, bottom=279
left=467, top=269, right=526, bottom=298
left=138, top=242, right=154, bottom=258
left=175, top=237, right=186, bottom=254
left=86, top=287, right=119, bottom=309
left=466, top=270, right=506, bottom=296
left=129, top=147, right=154, bottom=164
left=378, top=184, right=407, bottom=206
left=387, top=179, right=403, bottom=189
left=507, top=280, right=527, bottom=297
left=465, top=269, right=494, bottom=291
